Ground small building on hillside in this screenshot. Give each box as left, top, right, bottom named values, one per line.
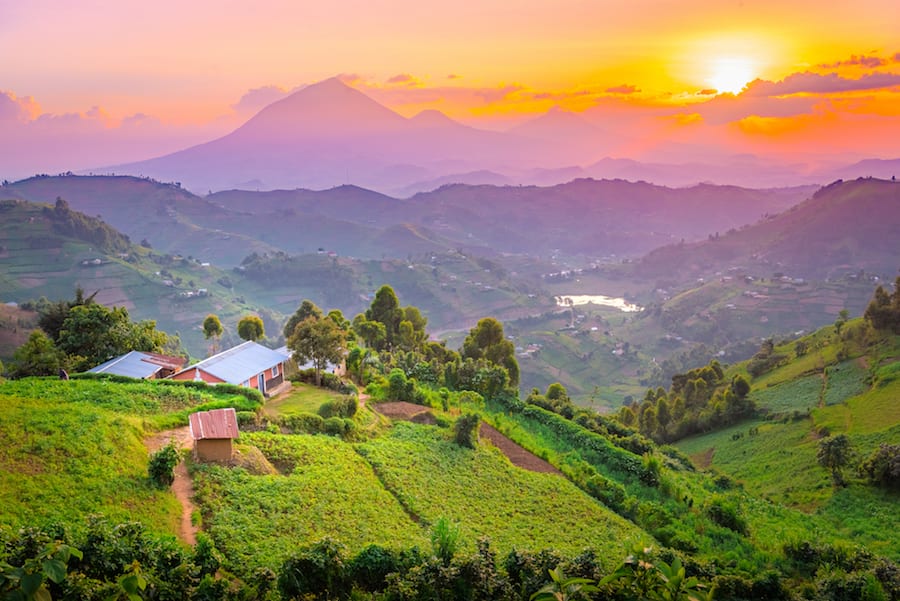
left=169, top=341, right=289, bottom=397
left=189, top=407, right=239, bottom=462
left=88, top=351, right=187, bottom=379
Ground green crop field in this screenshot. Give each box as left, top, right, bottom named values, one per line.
left=0, top=383, right=181, bottom=537
left=355, top=422, right=644, bottom=565
left=750, top=375, right=823, bottom=413
left=191, top=432, right=428, bottom=574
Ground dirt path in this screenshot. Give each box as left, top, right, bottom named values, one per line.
left=479, top=423, right=562, bottom=474
left=373, top=402, right=560, bottom=474
left=144, top=427, right=198, bottom=546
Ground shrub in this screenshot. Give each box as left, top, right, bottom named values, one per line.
left=858, top=443, right=900, bottom=489
left=280, top=413, right=324, bottom=434
left=454, top=413, right=481, bottom=449
left=318, top=396, right=358, bottom=419
left=278, top=538, right=350, bottom=601
left=349, top=544, right=401, bottom=593
left=235, top=411, right=259, bottom=427
left=148, top=443, right=179, bottom=487
left=705, top=495, right=748, bottom=536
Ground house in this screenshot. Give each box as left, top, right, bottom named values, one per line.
left=169, top=341, right=289, bottom=397
left=189, top=407, right=239, bottom=462
left=88, top=351, right=187, bottom=379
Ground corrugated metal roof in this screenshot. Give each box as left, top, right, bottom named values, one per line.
left=174, top=341, right=285, bottom=385
left=88, top=351, right=184, bottom=379
left=189, top=407, right=239, bottom=440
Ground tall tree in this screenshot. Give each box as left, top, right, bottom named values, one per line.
left=365, top=285, right=402, bottom=350
left=202, top=314, right=224, bottom=354
left=283, top=300, right=324, bottom=339
left=460, top=317, right=519, bottom=386
left=288, top=316, right=346, bottom=386
left=237, top=315, right=265, bottom=341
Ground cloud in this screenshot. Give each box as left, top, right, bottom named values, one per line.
left=447, top=74, right=462, bottom=80
left=819, top=54, right=889, bottom=69
left=743, top=71, right=900, bottom=97
left=0, top=90, right=41, bottom=122
left=386, top=73, right=420, bottom=86
left=231, top=85, right=290, bottom=114
left=605, top=84, right=640, bottom=95
left=473, top=84, right=524, bottom=104
left=697, top=89, right=718, bottom=96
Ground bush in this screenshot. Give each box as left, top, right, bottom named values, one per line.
left=318, top=396, right=358, bottom=419
left=859, top=443, right=900, bottom=489
left=349, top=544, right=401, bottom=593
left=278, top=538, right=350, bottom=601
left=280, top=413, right=324, bottom=434
left=148, top=443, right=179, bottom=487
left=705, top=495, right=748, bottom=535
left=235, top=411, right=259, bottom=427
left=454, top=413, right=481, bottom=449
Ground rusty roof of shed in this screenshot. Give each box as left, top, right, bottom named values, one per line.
left=189, top=407, right=239, bottom=440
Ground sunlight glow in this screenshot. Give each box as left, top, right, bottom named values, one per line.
left=708, top=57, right=757, bottom=94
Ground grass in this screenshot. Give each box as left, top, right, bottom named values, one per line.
left=262, top=382, right=344, bottom=417
left=0, top=390, right=181, bottom=538
left=355, top=422, right=644, bottom=567
left=750, top=375, right=823, bottom=413
left=191, top=431, right=427, bottom=574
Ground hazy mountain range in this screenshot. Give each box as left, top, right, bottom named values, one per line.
left=96, top=78, right=900, bottom=195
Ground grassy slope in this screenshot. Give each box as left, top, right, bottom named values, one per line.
left=676, top=325, right=900, bottom=559
left=192, top=432, right=428, bottom=572
left=0, top=377, right=265, bottom=538
left=356, top=423, right=644, bottom=565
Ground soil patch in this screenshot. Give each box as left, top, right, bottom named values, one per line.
left=479, top=423, right=562, bottom=475
left=691, top=447, right=716, bottom=469
left=144, top=427, right=198, bottom=546
left=373, top=401, right=434, bottom=420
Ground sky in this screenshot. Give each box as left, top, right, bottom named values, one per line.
left=1, top=0, right=899, bottom=179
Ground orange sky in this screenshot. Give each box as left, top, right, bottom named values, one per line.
left=1, top=0, right=898, bottom=175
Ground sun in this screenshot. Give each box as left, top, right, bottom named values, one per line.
left=707, top=57, right=756, bottom=95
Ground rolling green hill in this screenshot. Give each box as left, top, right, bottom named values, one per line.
left=675, top=321, right=900, bottom=559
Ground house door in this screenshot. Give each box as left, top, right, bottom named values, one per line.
left=258, top=373, right=265, bottom=394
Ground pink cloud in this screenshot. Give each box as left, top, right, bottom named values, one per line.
left=473, top=84, right=524, bottom=104
left=386, top=73, right=420, bottom=86
left=743, top=71, right=900, bottom=97
left=0, top=90, right=41, bottom=122
left=605, top=84, right=640, bottom=95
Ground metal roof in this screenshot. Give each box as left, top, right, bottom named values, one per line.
left=88, top=351, right=184, bottom=379
left=175, top=341, right=286, bottom=385
left=189, top=407, right=239, bottom=440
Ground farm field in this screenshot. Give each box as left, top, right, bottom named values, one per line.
left=191, top=432, right=428, bottom=574
left=354, top=422, right=644, bottom=564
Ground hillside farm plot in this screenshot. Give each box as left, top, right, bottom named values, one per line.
left=750, top=374, right=822, bottom=413
left=191, top=432, right=426, bottom=574
left=822, top=360, right=869, bottom=406
left=354, top=422, right=643, bottom=565
left=0, top=391, right=181, bottom=537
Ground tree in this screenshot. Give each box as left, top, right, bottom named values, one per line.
left=461, top=317, right=519, bottom=387
left=57, top=304, right=167, bottom=370
left=237, top=315, right=265, bottom=341
left=283, top=300, right=323, bottom=339
left=858, top=443, right=900, bottom=489
left=352, top=317, right=386, bottom=349
left=817, top=434, right=853, bottom=487
left=365, top=285, right=402, bottom=350
left=864, top=278, right=900, bottom=334
left=288, top=316, right=346, bottom=386
left=203, top=314, right=224, bottom=354
left=37, top=287, right=97, bottom=342
left=8, top=331, right=64, bottom=378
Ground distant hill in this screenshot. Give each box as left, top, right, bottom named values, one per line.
left=636, top=178, right=900, bottom=280
left=5, top=175, right=815, bottom=263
